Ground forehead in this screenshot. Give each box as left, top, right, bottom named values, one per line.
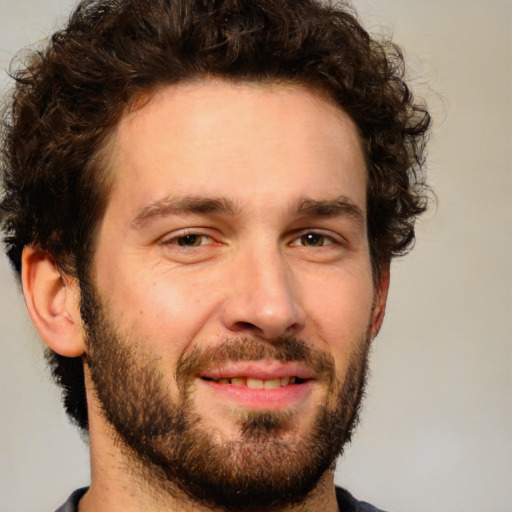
left=105, top=79, right=367, bottom=220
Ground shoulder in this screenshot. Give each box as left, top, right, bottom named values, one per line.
left=336, top=487, right=391, bottom=512
left=54, top=488, right=88, bottom=512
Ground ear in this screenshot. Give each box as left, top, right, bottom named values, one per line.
left=370, top=264, right=390, bottom=339
left=21, top=246, right=85, bottom=357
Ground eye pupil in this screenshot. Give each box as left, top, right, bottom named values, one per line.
left=301, top=233, right=323, bottom=246
left=177, top=234, right=201, bottom=246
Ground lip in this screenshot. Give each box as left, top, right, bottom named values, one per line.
left=197, top=360, right=315, bottom=410
left=200, top=360, right=315, bottom=381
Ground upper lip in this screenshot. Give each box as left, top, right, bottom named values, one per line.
left=199, top=360, right=314, bottom=381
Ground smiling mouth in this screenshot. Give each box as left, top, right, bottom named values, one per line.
left=200, top=376, right=308, bottom=389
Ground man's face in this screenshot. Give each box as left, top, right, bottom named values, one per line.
left=84, top=80, right=387, bottom=509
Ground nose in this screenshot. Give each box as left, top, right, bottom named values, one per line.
left=220, top=244, right=306, bottom=340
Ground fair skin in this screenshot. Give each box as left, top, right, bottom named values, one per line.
left=22, top=80, right=388, bottom=512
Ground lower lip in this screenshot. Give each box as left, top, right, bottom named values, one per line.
left=198, top=379, right=313, bottom=410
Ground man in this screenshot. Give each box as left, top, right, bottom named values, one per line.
left=0, top=0, right=430, bottom=511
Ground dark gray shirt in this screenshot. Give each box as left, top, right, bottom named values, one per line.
left=55, top=487, right=390, bottom=512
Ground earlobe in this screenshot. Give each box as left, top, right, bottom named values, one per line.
left=370, top=264, right=390, bottom=339
left=21, top=246, right=85, bottom=357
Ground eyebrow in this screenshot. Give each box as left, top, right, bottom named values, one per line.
left=295, top=196, right=365, bottom=227
left=129, top=194, right=365, bottom=230
left=129, top=195, right=240, bottom=229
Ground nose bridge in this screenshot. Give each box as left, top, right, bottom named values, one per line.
left=221, top=236, right=305, bottom=338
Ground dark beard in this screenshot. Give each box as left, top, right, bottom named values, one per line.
left=81, top=279, right=371, bottom=512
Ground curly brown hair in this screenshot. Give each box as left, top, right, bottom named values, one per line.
left=0, top=0, right=430, bottom=431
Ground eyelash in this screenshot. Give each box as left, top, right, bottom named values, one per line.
left=161, top=231, right=216, bottom=248
left=290, top=231, right=339, bottom=248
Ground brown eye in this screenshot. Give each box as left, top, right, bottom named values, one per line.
left=175, top=234, right=207, bottom=247
left=300, top=233, right=329, bottom=247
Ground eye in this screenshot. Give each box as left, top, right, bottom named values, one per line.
left=291, top=232, right=336, bottom=247
left=157, top=229, right=223, bottom=264
left=163, top=232, right=215, bottom=247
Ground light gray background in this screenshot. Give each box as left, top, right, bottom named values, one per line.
left=0, top=1, right=511, bottom=511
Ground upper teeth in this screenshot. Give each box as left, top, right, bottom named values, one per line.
left=214, top=376, right=296, bottom=388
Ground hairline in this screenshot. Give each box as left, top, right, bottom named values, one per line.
left=79, top=76, right=385, bottom=285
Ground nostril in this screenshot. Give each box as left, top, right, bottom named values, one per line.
left=233, top=321, right=259, bottom=331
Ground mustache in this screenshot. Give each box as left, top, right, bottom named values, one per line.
left=175, top=337, right=335, bottom=389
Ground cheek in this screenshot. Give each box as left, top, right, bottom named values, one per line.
left=299, top=265, right=375, bottom=355
left=105, top=266, right=222, bottom=351
left=98, top=269, right=223, bottom=402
